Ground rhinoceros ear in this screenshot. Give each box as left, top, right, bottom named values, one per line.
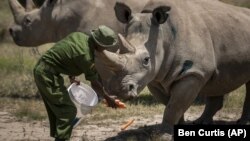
left=48, top=0, right=57, bottom=4
left=152, top=6, right=171, bottom=24
left=114, top=2, right=132, bottom=24
left=43, top=0, right=57, bottom=7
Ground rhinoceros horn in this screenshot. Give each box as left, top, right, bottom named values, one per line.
left=9, top=0, right=25, bottom=21
left=26, top=0, right=36, bottom=12
left=95, top=49, right=126, bottom=71
left=118, top=33, right=135, bottom=54
left=96, top=34, right=135, bottom=70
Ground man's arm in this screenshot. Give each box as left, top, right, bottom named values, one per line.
left=90, top=79, right=117, bottom=108
left=68, top=76, right=80, bottom=85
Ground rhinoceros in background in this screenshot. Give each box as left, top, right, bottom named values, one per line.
left=94, top=0, right=250, bottom=133
left=8, top=0, right=149, bottom=47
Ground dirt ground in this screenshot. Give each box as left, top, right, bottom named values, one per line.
left=0, top=106, right=241, bottom=141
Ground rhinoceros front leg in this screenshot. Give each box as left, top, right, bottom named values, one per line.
left=148, top=82, right=170, bottom=106
left=237, top=83, right=250, bottom=124
left=148, top=82, right=185, bottom=124
left=162, top=75, right=204, bottom=133
left=193, top=96, right=224, bottom=124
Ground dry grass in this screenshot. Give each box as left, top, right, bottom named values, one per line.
left=220, top=0, right=250, bottom=8
left=0, top=42, right=49, bottom=98
left=0, top=88, right=164, bottom=121
left=224, top=86, right=245, bottom=109
left=0, top=42, right=90, bottom=98
left=11, top=99, right=47, bottom=121
left=91, top=98, right=164, bottom=121
left=0, top=86, right=245, bottom=122
left=0, top=98, right=46, bottom=121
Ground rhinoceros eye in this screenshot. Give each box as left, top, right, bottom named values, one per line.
left=142, top=57, right=150, bottom=67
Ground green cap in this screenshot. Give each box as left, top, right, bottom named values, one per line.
left=91, top=25, right=118, bottom=48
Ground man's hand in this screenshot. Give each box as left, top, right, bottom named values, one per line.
left=91, top=80, right=118, bottom=108
left=104, top=95, right=118, bottom=108
left=69, top=76, right=80, bottom=85
left=103, top=98, right=126, bottom=109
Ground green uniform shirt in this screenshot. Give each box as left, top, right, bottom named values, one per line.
left=42, top=32, right=98, bottom=81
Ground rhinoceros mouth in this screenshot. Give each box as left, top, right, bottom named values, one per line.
left=129, top=91, right=138, bottom=97
left=11, top=35, right=22, bottom=45
left=121, top=91, right=138, bottom=101
left=9, top=29, right=21, bottom=44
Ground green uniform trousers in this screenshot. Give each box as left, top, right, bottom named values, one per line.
left=33, top=59, right=77, bottom=140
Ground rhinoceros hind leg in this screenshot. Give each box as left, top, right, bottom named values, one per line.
left=157, top=133, right=173, bottom=141
left=193, top=96, right=224, bottom=124
left=237, top=83, right=250, bottom=125
left=178, top=115, right=185, bottom=124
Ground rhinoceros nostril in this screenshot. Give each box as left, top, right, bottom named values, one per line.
left=9, top=28, right=13, bottom=36
left=128, top=84, right=135, bottom=91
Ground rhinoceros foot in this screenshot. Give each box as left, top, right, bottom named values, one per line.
left=192, top=116, right=213, bottom=125
left=154, top=133, right=173, bottom=141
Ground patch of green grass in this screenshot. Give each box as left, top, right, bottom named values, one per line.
left=90, top=100, right=164, bottom=123
left=0, top=0, right=12, bottom=41
left=0, top=43, right=52, bottom=98
left=80, top=88, right=164, bottom=125
left=0, top=71, right=38, bottom=98
left=0, top=43, right=39, bottom=71
left=0, top=95, right=164, bottom=123
left=220, top=0, right=250, bottom=8
left=128, top=88, right=160, bottom=106
left=240, top=3, right=250, bottom=8
left=0, top=42, right=89, bottom=98
left=0, top=45, right=38, bottom=97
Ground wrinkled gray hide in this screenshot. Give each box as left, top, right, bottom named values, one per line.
left=95, top=0, right=250, bottom=133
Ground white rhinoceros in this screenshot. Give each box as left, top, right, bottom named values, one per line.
left=94, top=0, right=250, bottom=134
left=8, top=0, right=149, bottom=46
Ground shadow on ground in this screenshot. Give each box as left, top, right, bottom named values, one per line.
left=104, top=120, right=240, bottom=141
left=105, top=124, right=172, bottom=141
left=185, top=120, right=237, bottom=125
